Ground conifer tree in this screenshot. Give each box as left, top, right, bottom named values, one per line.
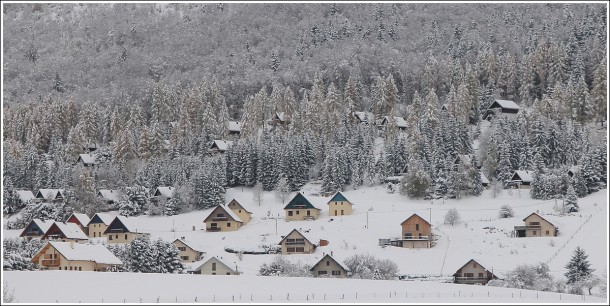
left=564, top=184, right=579, bottom=212
left=565, top=246, right=594, bottom=284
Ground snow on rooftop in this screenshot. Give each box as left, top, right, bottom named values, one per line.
left=512, top=170, right=534, bottom=183
left=354, top=111, right=375, bottom=123
left=68, top=213, right=91, bottom=225
left=32, top=219, right=54, bottom=233
left=154, top=186, right=175, bottom=198
left=51, top=222, right=89, bottom=240
left=492, top=99, right=520, bottom=110
left=36, top=189, right=65, bottom=200
left=78, top=153, right=96, bottom=164
left=48, top=241, right=122, bottom=265
left=480, top=171, right=490, bottom=185
left=89, top=212, right=115, bottom=226
left=97, top=189, right=123, bottom=202
left=212, top=140, right=233, bottom=151
left=15, top=190, right=35, bottom=202
left=228, top=121, right=241, bottom=132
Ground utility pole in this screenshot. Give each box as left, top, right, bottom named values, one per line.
left=275, top=218, right=277, bottom=235
left=366, top=211, right=369, bottom=229
left=429, top=207, right=432, bottom=225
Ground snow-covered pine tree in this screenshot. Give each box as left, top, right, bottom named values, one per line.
left=564, top=185, right=579, bottom=213
left=498, top=204, right=515, bottom=218
left=564, top=246, right=594, bottom=284
left=128, top=235, right=155, bottom=273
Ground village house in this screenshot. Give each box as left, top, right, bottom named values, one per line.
left=15, top=190, right=37, bottom=204
left=31, top=241, right=122, bottom=272
left=507, top=170, right=534, bottom=189
left=453, top=154, right=474, bottom=171
left=228, top=121, right=241, bottom=135
left=378, top=116, right=408, bottom=130
left=278, top=229, right=317, bottom=254
left=310, top=253, right=350, bottom=278
left=483, top=99, right=520, bottom=120
left=19, top=219, right=54, bottom=239
left=440, top=103, right=448, bottom=112
left=268, top=112, right=291, bottom=127
left=35, top=189, right=66, bottom=203
left=76, top=153, right=96, bottom=167
left=480, top=171, right=490, bottom=188
left=284, top=193, right=321, bottom=221
left=150, top=186, right=175, bottom=204
left=209, top=140, right=233, bottom=154
left=82, top=142, right=99, bottom=153
left=41, top=222, right=89, bottom=243
left=226, top=199, right=252, bottom=224
left=453, top=259, right=499, bottom=285
left=567, top=165, right=581, bottom=178
left=327, top=192, right=353, bottom=216
left=192, top=256, right=239, bottom=275
left=203, top=205, right=244, bottom=232
left=103, top=216, right=144, bottom=243
left=353, top=111, right=375, bottom=125
left=97, top=189, right=123, bottom=205
left=173, top=238, right=206, bottom=263
left=86, top=212, right=114, bottom=238
left=514, top=212, right=558, bottom=238
left=65, top=213, right=91, bottom=235
left=391, top=213, right=432, bottom=248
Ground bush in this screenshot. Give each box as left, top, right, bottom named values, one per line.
left=504, top=262, right=554, bottom=291
left=344, top=253, right=398, bottom=280
left=444, top=208, right=461, bottom=226
left=259, top=255, right=310, bottom=277
left=498, top=205, right=514, bottom=218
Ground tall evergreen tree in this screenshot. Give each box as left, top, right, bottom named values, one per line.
left=564, top=246, right=594, bottom=284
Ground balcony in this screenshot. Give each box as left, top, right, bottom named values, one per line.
left=41, top=259, right=60, bottom=266
left=285, top=241, right=305, bottom=246
left=525, top=225, right=541, bottom=229
left=207, top=227, right=221, bottom=232
left=211, top=216, right=228, bottom=221
left=402, top=235, right=430, bottom=241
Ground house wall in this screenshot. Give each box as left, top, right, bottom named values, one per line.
left=197, top=258, right=238, bottom=275
left=311, top=258, right=347, bottom=278
left=280, top=231, right=316, bottom=254
left=35, top=248, right=97, bottom=271
left=88, top=223, right=108, bottom=238
left=106, top=232, right=139, bottom=244
left=401, top=216, right=431, bottom=240
left=328, top=201, right=353, bottom=216
left=227, top=203, right=251, bottom=224
left=174, top=240, right=202, bottom=263
left=399, top=240, right=430, bottom=248
left=524, top=215, right=556, bottom=237
left=454, top=261, right=491, bottom=284
left=285, top=208, right=320, bottom=221
left=205, top=220, right=242, bottom=232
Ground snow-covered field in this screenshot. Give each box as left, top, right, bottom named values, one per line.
left=3, top=185, right=608, bottom=303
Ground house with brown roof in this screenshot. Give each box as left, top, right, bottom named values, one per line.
left=32, top=241, right=122, bottom=271
left=226, top=199, right=252, bottom=224
left=514, top=212, right=558, bottom=238
left=66, top=213, right=90, bottom=235
left=86, top=213, right=114, bottom=238
left=103, top=216, right=145, bottom=243
left=391, top=214, right=432, bottom=248
left=284, top=193, right=321, bottom=221
left=203, top=205, right=244, bottom=232
left=19, top=219, right=54, bottom=239
left=191, top=256, right=240, bottom=275
left=41, top=222, right=89, bottom=242
left=173, top=238, right=206, bottom=263
left=452, top=259, right=498, bottom=285
left=327, top=192, right=353, bottom=216
left=278, top=229, right=317, bottom=254
left=310, top=254, right=350, bottom=278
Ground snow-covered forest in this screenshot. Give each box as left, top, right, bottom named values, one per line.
left=2, top=3, right=607, bottom=224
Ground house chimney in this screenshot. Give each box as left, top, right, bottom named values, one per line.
left=70, top=240, right=75, bottom=249
left=331, top=251, right=333, bottom=257
left=181, top=236, right=185, bottom=240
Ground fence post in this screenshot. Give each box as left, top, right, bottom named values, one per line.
left=356, top=292, right=358, bottom=299
left=195, top=297, right=198, bottom=302
left=250, top=294, right=252, bottom=301
left=520, top=291, right=522, bottom=298
left=488, top=291, right=489, bottom=297
left=287, top=293, right=289, bottom=301
left=342, top=294, right=345, bottom=300
left=213, top=294, right=215, bottom=302
left=175, top=297, right=177, bottom=303
left=324, top=293, right=326, bottom=300
left=270, top=294, right=272, bottom=301
left=537, top=293, right=538, bottom=299
left=140, top=298, right=142, bottom=303
left=232, top=295, right=234, bottom=302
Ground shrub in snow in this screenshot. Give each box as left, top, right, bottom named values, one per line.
left=504, top=262, right=554, bottom=291
left=486, top=279, right=507, bottom=287
left=110, top=235, right=184, bottom=273
left=344, top=254, right=398, bottom=280
left=400, top=163, right=431, bottom=199
left=564, top=185, right=579, bottom=213
left=258, top=255, right=310, bottom=277
left=564, top=246, right=594, bottom=284
left=164, top=198, right=181, bottom=216
left=498, top=205, right=514, bottom=218
left=2, top=238, right=45, bottom=271
left=444, top=208, right=461, bottom=226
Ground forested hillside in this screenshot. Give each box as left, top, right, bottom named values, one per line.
left=2, top=3, right=607, bottom=227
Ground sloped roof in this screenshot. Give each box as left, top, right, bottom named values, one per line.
left=154, top=186, right=175, bottom=198
left=310, top=254, right=351, bottom=272
left=511, top=170, right=533, bottom=183
left=480, top=171, right=490, bottom=185
left=67, top=213, right=90, bottom=226
left=44, top=222, right=89, bottom=240
left=87, top=213, right=114, bottom=226
left=228, top=121, right=241, bottom=132
left=284, top=193, right=319, bottom=210
left=78, top=153, right=96, bottom=164
left=194, top=256, right=236, bottom=273
left=455, top=154, right=472, bottom=166
left=452, top=259, right=497, bottom=278
left=400, top=213, right=431, bottom=226
left=15, top=190, right=35, bottom=202
left=227, top=199, right=252, bottom=214
left=103, top=216, right=142, bottom=234
left=203, top=205, right=243, bottom=223
left=328, top=192, right=350, bottom=204
left=35, top=189, right=65, bottom=201
left=353, top=111, right=375, bottom=123
left=211, top=140, right=233, bottom=152
left=20, top=219, right=54, bottom=237
left=382, top=116, right=407, bottom=128
left=277, top=229, right=316, bottom=246
left=173, top=238, right=206, bottom=253
left=522, top=212, right=556, bottom=227
left=97, top=189, right=123, bottom=202
left=491, top=99, right=520, bottom=110
left=43, top=241, right=122, bottom=265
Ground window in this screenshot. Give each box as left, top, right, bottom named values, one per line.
left=326, top=261, right=330, bottom=266
left=296, top=211, right=300, bottom=215
left=227, top=223, right=231, bottom=227
left=108, top=235, right=113, bottom=241
left=334, top=210, right=337, bottom=216
left=239, top=210, right=242, bottom=213
left=178, top=247, right=187, bottom=251
left=473, top=263, right=477, bottom=268
left=415, top=224, right=420, bottom=231
left=125, top=234, right=127, bottom=240
left=464, top=273, right=474, bottom=277
left=533, top=231, right=537, bottom=235
left=70, top=266, right=73, bottom=270
left=181, top=256, right=189, bottom=260
left=59, top=267, right=61, bottom=270
left=94, top=232, right=96, bottom=238
left=288, top=211, right=293, bottom=216
left=295, top=247, right=304, bottom=252
left=418, top=233, right=423, bottom=239
left=217, top=213, right=225, bottom=218
left=287, top=247, right=295, bottom=252
left=478, top=273, right=484, bottom=278
left=341, top=210, right=344, bottom=215
left=212, top=263, right=216, bottom=271
left=307, top=210, right=311, bottom=216
left=212, top=273, right=216, bottom=275
left=529, top=222, right=540, bottom=225
left=405, top=232, right=412, bottom=239
left=226, top=272, right=231, bottom=275
left=332, top=270, right=341, bottom=275
left=64, top=266, right=67, bottom=270
left=546, top=230, right=550, bottom=235
left=318, top=271, right=327, bottom=275
left=115, top=235, right=118, bottom=239
left=79, top=267, right=82, bottom=271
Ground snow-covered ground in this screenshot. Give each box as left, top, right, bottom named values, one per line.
left=3, top=185, right=608, bottom=302
left=3, top=271, right=606, bottom=303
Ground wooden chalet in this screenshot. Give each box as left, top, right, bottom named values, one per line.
left=310, top=254, right=350, bottom=278
left=278, top=229, right=317, bottom=254
left=226, top=199, right=252, bottom=224
left=32, top=241, right=122, bottom=271
left=86, top=213, right=114, bottom=238
left=283, top=193, right=321, bottom=221
left=391, top=213, right=432, bottom=248
left=76, top=153, right=96, bottom=167
left=353, top=111, right=375, bottom=125
left=453, top=259, right=498, bottom=285
left=65, top=213, right=91, bottom=235
left=268, top=112, right=291, bottom=126
left=150, top=186, right=175, bottom=204
left=483, top=99, right=520, bottom=120
left=97, top=189, right=123, bottom=205
left=15, top=190, right=36, bottom=204
left=327, top=192, right=353, bottom=216
left=514, top=212, right=558, bottom=238
left=379, top=116, right=407, bottom=130
left=173, top=238, right=206, bottom=263
left=209, top=140, right=233, bottom=154
left=41, top=222, right=89, bottom=242
left=103, top=216, right=144, bottom=243
left=507, top=170, right=534, bottom=189
left=228, top=121, right=241, bottom=135
left=19, top=219, right=54, bottom=239
left=203, top=205, right=244, bottom=232
left=35, top=189, right=66, bottom=203
left=191, top=256, right=239, bottom=275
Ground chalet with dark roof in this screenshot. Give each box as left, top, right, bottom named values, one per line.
left=284, top=193, right=321, bottom=221
left=327, top=192, right=353, bottom=216
left=453, top=259, right=498, bottom=285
